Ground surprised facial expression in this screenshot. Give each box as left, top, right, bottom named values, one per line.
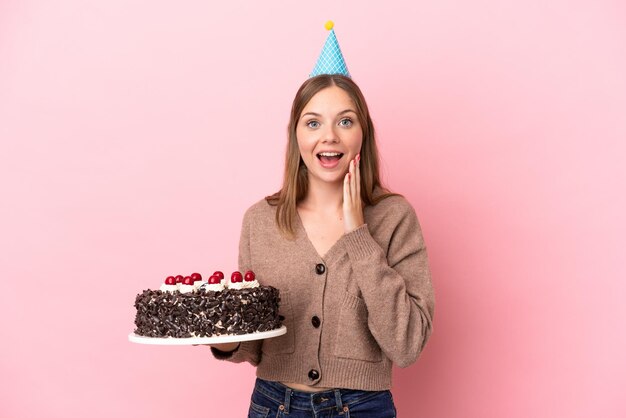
left=296, top=86, right=363, bottom=186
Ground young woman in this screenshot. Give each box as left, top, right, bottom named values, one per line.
left=210, top=74, right=435, bottom=417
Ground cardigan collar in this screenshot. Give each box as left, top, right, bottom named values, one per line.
left=294, top=210, right=348, bottom=266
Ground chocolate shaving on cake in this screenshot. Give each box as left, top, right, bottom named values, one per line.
left=134, top=287, right=282, bottom=338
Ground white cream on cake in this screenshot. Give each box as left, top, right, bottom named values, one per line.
left=179, top=284, right=195, bottom=294
left=159, top=283, right=178, bottom=292
left=228, top=280, right=260, bottom=290
left=202, top=282, right=226, bottom=292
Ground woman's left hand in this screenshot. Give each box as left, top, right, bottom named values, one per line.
left=343, top=154, right=365, bottom=233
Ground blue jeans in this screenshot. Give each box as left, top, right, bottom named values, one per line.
left=248, top=378, right=397, bottom=418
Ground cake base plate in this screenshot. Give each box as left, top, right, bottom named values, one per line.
left=128, top=325, right=287, bottom=346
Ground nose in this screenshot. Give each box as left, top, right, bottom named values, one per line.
left=321, top=125, right=339, bottom=144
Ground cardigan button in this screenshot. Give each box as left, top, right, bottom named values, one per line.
left=308, top=369, right=320, bottom=380
left=311, top=316, right=320, bottom=328
left=315, top=263, right=326, bottom=275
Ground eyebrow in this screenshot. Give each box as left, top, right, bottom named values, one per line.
left=300, top=109, right=357, bottom=119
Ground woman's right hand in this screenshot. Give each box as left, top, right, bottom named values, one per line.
left=208, top=342, right=240, bottom=352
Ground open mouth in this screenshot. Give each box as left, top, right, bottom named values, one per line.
left=316, top=152, right=344, bottom=165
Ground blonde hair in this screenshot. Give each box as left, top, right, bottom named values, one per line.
left=266, top=75, right=397, bottom=238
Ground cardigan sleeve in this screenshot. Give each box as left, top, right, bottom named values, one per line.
left=342, top=202, right=435, bottom=368
left=209, top=206, right=263, bottom=365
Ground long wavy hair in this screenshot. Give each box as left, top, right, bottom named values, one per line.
left=266, top=74, right=396, bottom=238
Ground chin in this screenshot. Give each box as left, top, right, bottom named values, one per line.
left=323, top=176, right=346, bottom=185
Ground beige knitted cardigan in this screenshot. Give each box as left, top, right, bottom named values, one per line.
left=211, top=194, right=435, bottom=391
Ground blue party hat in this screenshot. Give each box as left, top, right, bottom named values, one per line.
left=310, top=21, right=350, bottom=78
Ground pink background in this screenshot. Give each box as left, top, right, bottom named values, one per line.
left=1, top=1, right=625, bottom=417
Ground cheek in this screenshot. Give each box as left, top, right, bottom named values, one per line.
left=296, top=137, right=306, bottom=156
left=296, top=131, right=314, bottom=154
left=350, top=130, right=364, bottom=151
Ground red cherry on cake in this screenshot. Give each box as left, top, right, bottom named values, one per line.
left=175, top=275, right=184, bottom=284
left=183, top=276, right=193, bottom=285
left=231, top=271, right=243, bottom=283
left=208, top=275, right=221, bottom=285
left=244, top=271, right=256, bottom=282
left=165, top=276, right=176, bottom=285
left=190, top=272, right=202, bottom=282
left=213, top=271, right=224, bottom=281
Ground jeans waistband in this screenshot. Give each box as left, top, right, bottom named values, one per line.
left=253, top=378, right=389, bottom=414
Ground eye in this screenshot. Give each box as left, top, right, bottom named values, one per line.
left=339, top=118, right=353, bottom=127
left=306, top=120, right=320, bottom=129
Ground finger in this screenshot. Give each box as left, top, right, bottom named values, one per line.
left=355, top=155, right=361, bottom=202
left=343, top=171, right=351, bottom=208
left=350, top=158, right=357, bottom=203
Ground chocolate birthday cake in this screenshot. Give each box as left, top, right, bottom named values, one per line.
left=133, top=271, right=282, bottom=338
